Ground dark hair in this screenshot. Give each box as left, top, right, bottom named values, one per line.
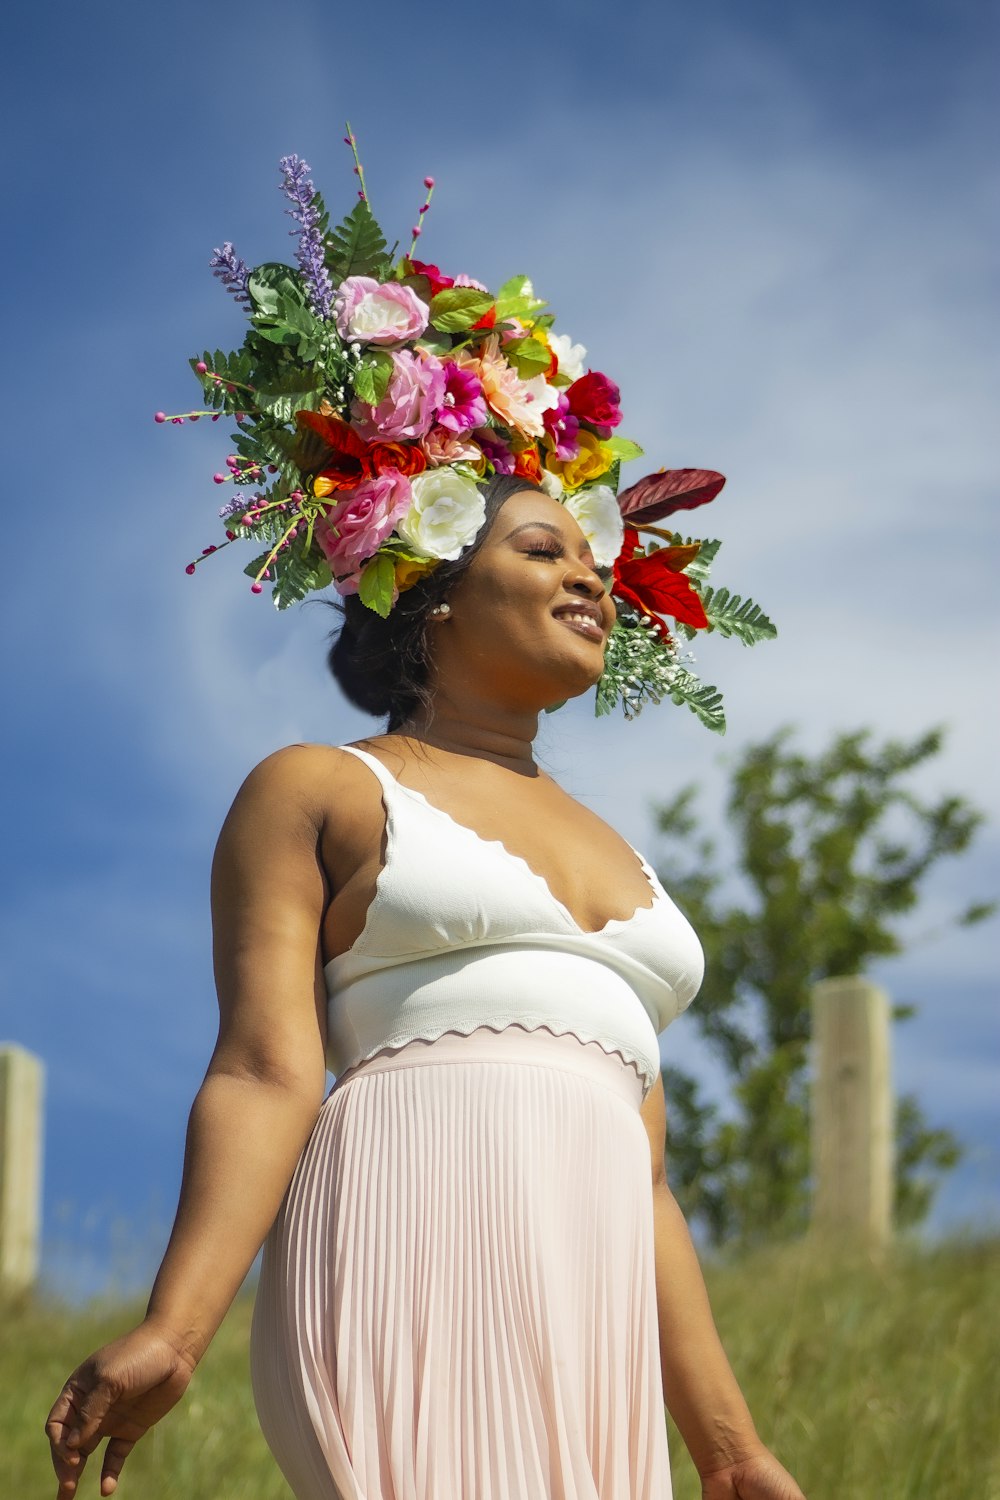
left=327, top=473, right=546, bottom=731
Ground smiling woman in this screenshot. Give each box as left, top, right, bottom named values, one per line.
left=45, top=153, right=800, bottom=1500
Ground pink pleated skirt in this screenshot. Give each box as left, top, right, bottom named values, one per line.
left=250, top=1025, right=672, bottom=1499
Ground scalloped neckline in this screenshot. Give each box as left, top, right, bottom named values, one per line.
left=390, top=778, right=664, bottom=939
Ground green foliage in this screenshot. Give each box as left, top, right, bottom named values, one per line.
left=494, top=274, right=547, bottom=321
left=270, top=545, right=332, bottom=611
left=673, top=535, right=721, bottom=583
left=697, top=585, right=777, bottom=646
left=429, top=287, right=495, bottom=332
left=353, top=349, right=393, bottom=406
left=605, top=436, right=645, bottom=462
left=251, top=368, right=326, bottom=424
left=667, top=668, right=726, bottom=734
left=595, top=616, right=724, bottom=726
left=6, top=1239, right=1000, bottom=1499
left=655, top=726, right=993, bottom=1247
left=504, top=336, right=551, bottom=377
left=325, top=199, right=390, bottom=283
left=358, top=552, right=397, bottom=617
left=190, top=348, right=255, bottom=410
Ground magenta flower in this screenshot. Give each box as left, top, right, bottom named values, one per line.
left=474, top=428, right=515, bottom=475
left=352, top=349, right=446, bottom=441
left=543, top=391, right=581, bottom=461
left=436, top=363, right=488, bottom=433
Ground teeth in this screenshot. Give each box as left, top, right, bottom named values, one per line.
left=558, top=612, right=599, bottom=629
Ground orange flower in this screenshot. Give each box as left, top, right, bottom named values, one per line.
left=513, top=447, right=543, bottom=482
left=369, top=441, right=427, bottom=478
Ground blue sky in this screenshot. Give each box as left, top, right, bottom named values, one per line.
left=2, top=0, right=997, bottom=1295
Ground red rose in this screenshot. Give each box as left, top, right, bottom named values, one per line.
left=566, top=371, right=622, bottom=430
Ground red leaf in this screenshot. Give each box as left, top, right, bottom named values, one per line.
left=295, top=409, right=369, bottom=461
left=614, top=550, right=709, bottom=630
left=617, top=468, right=726, bottom=525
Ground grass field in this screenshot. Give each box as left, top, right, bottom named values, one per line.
left=6, top=1234, right=998, bottom=1500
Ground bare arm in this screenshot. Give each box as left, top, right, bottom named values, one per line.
left=639, top=1077, right=806, bottom=1498
left=46, top=747, right=333, bottom=1497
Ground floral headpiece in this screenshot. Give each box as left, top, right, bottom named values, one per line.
left=160, top=132, right=775, bottom=731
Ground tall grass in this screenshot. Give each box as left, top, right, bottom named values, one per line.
left=7, top=1235, right=998, bottom=1499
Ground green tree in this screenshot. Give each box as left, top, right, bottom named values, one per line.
left=653, top=726, right=994, bottom=1248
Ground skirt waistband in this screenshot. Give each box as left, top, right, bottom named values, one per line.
left=333, top=1023, right=645, bottom=1109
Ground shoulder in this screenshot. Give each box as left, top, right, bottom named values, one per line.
left=221, top=742, right=376, bottom=841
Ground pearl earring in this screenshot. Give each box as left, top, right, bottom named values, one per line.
left=431, top=602, right=451, bottom=616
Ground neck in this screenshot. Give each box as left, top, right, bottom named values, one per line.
left=393, top=689, right=540, bottom=775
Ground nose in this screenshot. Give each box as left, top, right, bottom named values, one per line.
left=564, top=558, right=607, bottom=598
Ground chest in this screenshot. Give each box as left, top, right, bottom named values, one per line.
left=320, top=767, right=660, bottom=962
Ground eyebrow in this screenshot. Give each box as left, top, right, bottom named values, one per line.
left=502, top=520, right=599, bottom=563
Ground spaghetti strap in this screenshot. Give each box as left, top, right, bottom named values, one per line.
left=338, top=743, right=397, bottom=797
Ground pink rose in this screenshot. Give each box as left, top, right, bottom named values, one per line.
left=316, top=472, right=413, bottom=576
left=334, top=276, right=429, bottom=345
left=421, top=426, right=485, bottom=467
left=352, top=349, right=447, bottom=441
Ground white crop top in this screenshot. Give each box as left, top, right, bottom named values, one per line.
left=324, top=746, right=704, bottom=1098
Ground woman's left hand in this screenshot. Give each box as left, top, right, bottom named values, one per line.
left=701, top=1448, right=806, bottom=1500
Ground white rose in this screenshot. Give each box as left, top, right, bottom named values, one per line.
left=521, top=375, right=563, bottom=419
left=561, top=484, right=624, bottom=569
left=397, top=471, right=487, bottom=560
left=539, top=469, right=564, bottom=500
left=549, top=331, right=587, bottom=383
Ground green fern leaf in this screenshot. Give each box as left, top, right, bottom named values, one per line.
left=271, top=548, right=333, bottom=610
left=670, top=535, right=721, bottom=582
left=325, top=200, right=389, bottom=283
left=668, top=669, right=727, bottom=733
left=700, top=586, right=777, bottom=645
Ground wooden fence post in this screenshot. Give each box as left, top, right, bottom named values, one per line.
left=810, top=977, right=894, bottom=1247
left=0, top=1044, right=44, bottom=1292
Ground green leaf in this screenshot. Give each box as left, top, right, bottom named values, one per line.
left=699, top=586, right=777, bottom=646
left=606, top=436, right=645, bottom=462
left=271, top=549, right=333, bottom=610
left=415, top=329, right=454, bottom=357
left=244, top=549, right=273, bottom=581
left=668, top=669, right=727, bottom=733
left=494, top=275, right=547, bottom=321
left=674, top=536, right=721, bottom=583
left=505, top=337, right=552, bottom=377
left=253, top=368, right=326, bottom=424
left=429, top=287, right=495, bottom=331
left=247, top=263, right=308, bottom=315
left=353, top=348, right=394, bottom=406
left=325, top=200, right=389, bottom=284
left=358, top=552, right=397, bottom=617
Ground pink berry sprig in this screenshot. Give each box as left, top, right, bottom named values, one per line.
left=192, top=358, right=257, bottom=401
left=408, top=175, right=435, bottom=256
left=154, top=410, right=222, bottom=424
left=343, top=122, right=369, bottom=206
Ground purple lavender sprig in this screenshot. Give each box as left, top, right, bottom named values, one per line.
left=278, top=154, right=334, bottom=321
left=209, top=242, right=251, bottom=305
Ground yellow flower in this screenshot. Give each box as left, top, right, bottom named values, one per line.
left=394, top=556, right=439, bottom=593
left=547, top=431, right=614, bottom=492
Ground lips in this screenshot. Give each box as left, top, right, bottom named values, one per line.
left=552, top=601, right=606, bottom=640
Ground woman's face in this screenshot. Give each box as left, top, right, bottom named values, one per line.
left=429, top=489, right=618, bottom=708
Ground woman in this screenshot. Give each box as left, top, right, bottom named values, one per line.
left=46, top=476, right=805, bottom=1500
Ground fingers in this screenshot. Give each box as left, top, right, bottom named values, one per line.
left=45, top=1370, right=117, bottom=1496
left=100, top=1437, right=136, bottom=1495
left=46, top=1388, right=88, bottom=1497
